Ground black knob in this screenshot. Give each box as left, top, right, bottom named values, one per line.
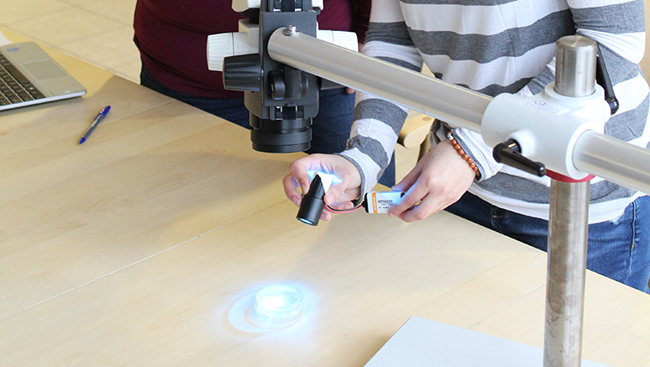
left=222, top=54, right=261, bottom=92
left=493, top=139, right=546, bottom=177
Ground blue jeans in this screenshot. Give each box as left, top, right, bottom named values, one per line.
left=140, top=65, right=395, bottom=187
left=446, top=192, right=650, bottom=293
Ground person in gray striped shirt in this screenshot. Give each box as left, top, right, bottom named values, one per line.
left=283, top=0, right=650, bottom=292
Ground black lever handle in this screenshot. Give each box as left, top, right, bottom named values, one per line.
left=493, top=139, right=546, bottom=177
left=596, top=44, right=619, bottom=115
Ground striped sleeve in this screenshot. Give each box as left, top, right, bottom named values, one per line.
left=340, top=0, right=417, bottom=192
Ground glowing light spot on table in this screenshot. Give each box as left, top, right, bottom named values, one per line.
left=226, top=283, right=312, bottom=333
left=255, top=285, right=303, bottom=319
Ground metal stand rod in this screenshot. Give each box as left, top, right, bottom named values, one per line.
left=544, top=180, right=590, bottom=367
left=543, top=36, right=597, bottom=367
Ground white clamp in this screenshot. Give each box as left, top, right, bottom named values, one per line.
left=481, top=83, right=611, bottom=179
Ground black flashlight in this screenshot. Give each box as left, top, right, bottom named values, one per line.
left=296, top=173, right=326, bottom=226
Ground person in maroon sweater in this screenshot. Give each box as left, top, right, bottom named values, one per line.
left=133, top=0, right=395, bottom=186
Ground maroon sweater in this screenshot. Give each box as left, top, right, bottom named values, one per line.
left=134, top=0, right=370, bottom=99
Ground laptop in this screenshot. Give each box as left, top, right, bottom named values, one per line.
left=0, top=41, right=86, bottom=111
left=364, top=316, right=609, bottom=367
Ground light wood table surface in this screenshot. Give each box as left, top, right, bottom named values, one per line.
left=1, top=30, right=649, bottom=367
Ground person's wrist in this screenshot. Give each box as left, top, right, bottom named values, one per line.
left=446, top=131, right=481, bottom=179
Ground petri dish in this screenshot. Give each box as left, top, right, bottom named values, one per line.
left=254, top=285, right=304, bottom=319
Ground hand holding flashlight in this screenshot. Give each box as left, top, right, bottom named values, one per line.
left=283, top=154, right=361, bottom=223
left=388, top=141, right=476, bottom=222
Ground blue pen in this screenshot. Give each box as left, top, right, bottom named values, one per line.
left=79, top=105, right=111, bottom=144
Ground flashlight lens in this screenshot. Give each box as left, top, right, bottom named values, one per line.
left=298, top=218, right=314, bottom=225
left=255, top=285, right=303, bottom=319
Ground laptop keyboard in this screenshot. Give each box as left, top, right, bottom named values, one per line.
left=0, top=53, right=46, bottom=106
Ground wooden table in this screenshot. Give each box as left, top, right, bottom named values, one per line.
left=1, top=30, right=649, bottom=367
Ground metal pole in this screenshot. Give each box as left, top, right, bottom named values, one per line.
left=573, top=130, right=650, bottom=193
left=543, top=36, right=597, bottom=367
left=545, top=180, right=590, bottom=367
